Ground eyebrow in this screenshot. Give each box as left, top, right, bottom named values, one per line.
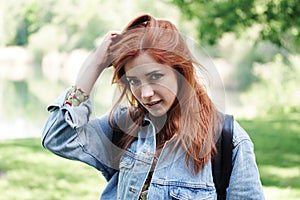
left=145, top=70, right=161, bottom=76
left=126, top=70, right=161, bottom=79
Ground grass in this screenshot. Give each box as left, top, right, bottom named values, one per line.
left=0, top=138, right=106, bottom=200
left=238, top=113, right=300, bottom=200
left=0, top=114, right=299, bottom=200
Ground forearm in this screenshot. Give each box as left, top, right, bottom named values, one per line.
left=42, top=90, right=117, bottom=180
left=42, top=89, right=93, bottom=153
left=75, top=49, right=106, bottom=94
left=75, top=32, right=117, bottom=94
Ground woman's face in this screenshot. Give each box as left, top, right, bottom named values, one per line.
left=124, top=53, right=178, bottom=117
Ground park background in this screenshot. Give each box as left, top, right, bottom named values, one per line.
left=0, top=0, right=299, bottom=199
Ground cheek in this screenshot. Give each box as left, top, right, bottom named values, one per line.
left=159, top=84, right=178, bottom=101
left=171, top=82, right=178, bottom=96
left=167, top=76, right=179, bottom=96
left=130, top=87, right=141, bottom=101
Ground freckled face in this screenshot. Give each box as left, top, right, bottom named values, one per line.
left=124, top=53, right=178, bottom=117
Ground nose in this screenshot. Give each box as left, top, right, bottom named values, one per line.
left=140, top=84, right=154, bottom=99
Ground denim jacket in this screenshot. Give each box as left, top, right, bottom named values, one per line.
left=42, top=89, right=265, bottom=200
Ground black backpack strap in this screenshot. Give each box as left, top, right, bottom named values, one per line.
left=212, top=114, right=234, bottom=200
left=112, top=130, right=124, bottom=147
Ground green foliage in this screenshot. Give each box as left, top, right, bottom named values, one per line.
left=3, top=0, right=109, bottom=50
left=3, top=0, right=181, bottom=50
left=4, top=0, right=52, bottom=46
left=241, top=54, right=300, bottom=115
left=3, top=0, right=183, bottom=65
left=172, top=0, right=300, bottom=52
left=0, top=74, right=67, bottom=124
left=1, top=80, right=44, bottom=121
left=0, top=66, right=114, bottom=125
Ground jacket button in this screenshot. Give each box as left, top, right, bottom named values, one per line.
left=129, top=187, right=137, bottom=193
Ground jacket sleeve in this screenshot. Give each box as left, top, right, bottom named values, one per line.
left=226, top=121, right=265, bottom=200
left=41, top=89, right=122, bottom=181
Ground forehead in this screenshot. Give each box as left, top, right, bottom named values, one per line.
left=124, top=53, right=170, bottom=76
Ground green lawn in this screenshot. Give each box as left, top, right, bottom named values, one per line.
left=0, top=138, right=106, bottom=200
left=238, top=114, right=300, bottom=200
left=0, top=114, right=299, bottom=200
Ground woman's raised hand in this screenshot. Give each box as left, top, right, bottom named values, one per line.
left=94, top=31, right=120, bottom=69
left=75, top=31, right=120, bottom=94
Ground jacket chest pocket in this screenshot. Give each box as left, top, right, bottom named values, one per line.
left=170, top=185, right=215, bottom=200
left=119, top=154, right=135, bottom=170
left=118, top=154, right=136, bottom=186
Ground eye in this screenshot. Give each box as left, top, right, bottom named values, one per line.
left=150, top=73, right=163, bottom=80
left=126, top=78, right=140, bottom=86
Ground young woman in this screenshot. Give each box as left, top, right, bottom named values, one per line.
left=42, top=14, right=264, bottom=200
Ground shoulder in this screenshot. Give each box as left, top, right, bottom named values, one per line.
left=232, top=120, right=253, bottom=148
left=110, top=106, right=142, bottom=129
left=112, top=105, right=129, bottom=119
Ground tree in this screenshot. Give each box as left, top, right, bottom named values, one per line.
left=172, top=0, right=300, bottom=52
left=4, top=0, right=53, bottom=46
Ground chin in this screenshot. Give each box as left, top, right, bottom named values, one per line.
left=148, top=110, right=168, bottom=118
left=150, top=113, right=165, bottom=118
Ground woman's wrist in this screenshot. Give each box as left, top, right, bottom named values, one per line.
left=74, top=49, right=108, bottom=94
left=64, top=86, right=89, bottom=107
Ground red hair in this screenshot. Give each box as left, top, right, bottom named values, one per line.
left=109, top=14, right=221, bottom=174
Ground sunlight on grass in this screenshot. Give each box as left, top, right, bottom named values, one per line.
left=261, top=165, right=300, bottom=199
left=261, top=165, right=300, bottom=180
left=1, top=114, right=299, bottom=199
left=0, top=138, right=107, bottom=200
left=238, top=115, right=300, bottom=200
left=264, top=186, right=300, bottom=200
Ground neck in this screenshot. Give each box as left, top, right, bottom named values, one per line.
left=148, top=114, right=167, bottom=133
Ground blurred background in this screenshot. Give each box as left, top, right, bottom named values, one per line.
left=0, top=0, right=299, bottom=199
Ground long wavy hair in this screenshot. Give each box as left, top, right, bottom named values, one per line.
left=108, top=14, right=221, bottom=174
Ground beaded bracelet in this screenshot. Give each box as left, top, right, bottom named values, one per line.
left=64, top=86, right=89, bottom=107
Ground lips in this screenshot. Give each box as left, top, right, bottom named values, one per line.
left=144, top=99, right=163, bottom=107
